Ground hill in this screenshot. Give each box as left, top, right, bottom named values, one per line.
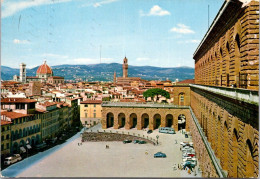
left=1, top=63, right=194, bottom=82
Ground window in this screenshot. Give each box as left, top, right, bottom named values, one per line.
left=1, top=136, right=4, bottom=141
left=94, top=104, right=96, bottom=107
left=21, top=104, right=25, bottom=109
left=2, top=127, right=4, bottom=132
left=6, top=134, right=9, bottom=139
left=180, top=95, right=184, bottom=102
left=85, top=113, right=88, bottom=118
left=84, top=104, right=88, bottom=107
left=6, top=143, right=9, bottom=149
left=94, top=113, right=96, bottom=118
left=1, top=144, right=4, bottom=150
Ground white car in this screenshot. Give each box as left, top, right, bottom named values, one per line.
left=4, top=154, right=22, bottom=165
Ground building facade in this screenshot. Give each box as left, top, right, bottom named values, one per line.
left=101, top=102, right=190, bottom=132
left=192, top=0, right=259, bottom=177
left=80, top=100, right=102, bottom=126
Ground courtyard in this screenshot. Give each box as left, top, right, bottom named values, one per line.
left=15, top=124, right=201, bottom=177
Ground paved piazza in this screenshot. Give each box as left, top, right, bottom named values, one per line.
left=17, top=124, right=201, bottom=177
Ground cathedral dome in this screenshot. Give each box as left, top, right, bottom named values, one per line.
left=36, top=61, right=53, bottom=75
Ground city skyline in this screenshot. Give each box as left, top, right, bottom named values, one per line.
left=2, top=0, right=223, bottom=68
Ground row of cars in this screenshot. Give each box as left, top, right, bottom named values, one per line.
left=180, top=142, right=197, bottom=170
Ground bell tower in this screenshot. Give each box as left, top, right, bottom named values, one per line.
left=122, top=57, right=128, bottom=78
left=20, top=63, right=26, bottom=83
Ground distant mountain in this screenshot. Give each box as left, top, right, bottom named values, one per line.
left=1, top=63, right=194, bottom=82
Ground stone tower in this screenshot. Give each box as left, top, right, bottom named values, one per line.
left=20, top=63, right=26, bottom=83
left=122, top=57, right=128, bottom=78
left=113, top=71, right=116, bottom=84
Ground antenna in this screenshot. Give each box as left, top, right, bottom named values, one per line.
left=100, top=45, right=102, bottom=64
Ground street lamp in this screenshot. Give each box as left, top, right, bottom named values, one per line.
left=156, top=135, right=159, bottom=145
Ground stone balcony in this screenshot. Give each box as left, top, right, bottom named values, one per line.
left=190, top=84, right=259, bottom=105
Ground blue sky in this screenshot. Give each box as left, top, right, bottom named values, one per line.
left=2, top=0, right=224, bottom=68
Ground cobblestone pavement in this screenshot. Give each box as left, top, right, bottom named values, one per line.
left=17, top=123, right=202, bottom=177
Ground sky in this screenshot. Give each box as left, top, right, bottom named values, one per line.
left=2, top=0, right=224, bottom=69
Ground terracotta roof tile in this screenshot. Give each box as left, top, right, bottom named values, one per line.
left=1, top=111, right=32, bottom=119
left=80, top=100, right=102, bottom=104
left=1, top=98, right=37, bottom=103
left=1, top=120, right=12, bottom=125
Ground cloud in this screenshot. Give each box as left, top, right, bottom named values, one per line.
left=13, top=39, right=30, bottom=44
left=136, top=57, right=149, bottom=61
left=2, top=0, right=72, bottom=18
left=93, top=0, right=118, bottom=7
left=170, top=24, right=195, bottom=34
left=140, top=5, right=170, bottom=16
left=82, top=0, right=119, bottom=8
left=177, top=39, right=200, bottom=44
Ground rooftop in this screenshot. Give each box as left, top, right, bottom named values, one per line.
left=102, top=102, right=189, bottom=109
left=81, top=100, right=102, bottom=104
left=1, top=111, right=32, bottom=119
left=1, top=98, right=37, bottom=103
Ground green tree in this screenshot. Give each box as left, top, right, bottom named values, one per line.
left=143, top=88, right=170, bottom=101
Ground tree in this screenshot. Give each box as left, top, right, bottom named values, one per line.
left=143, top=88, right=170, bottom=101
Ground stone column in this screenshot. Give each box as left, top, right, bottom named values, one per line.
left=173, top=116, right=178, bottom=131
left=125, top=116, right=130, bottom=130
left=137, top=114, right=142, bottom=130
left=149, top=118, right=154, bottom=130
left=101, top=118, right=107, bottom=129
left=114, top=114, right=119, bottom=129
left=161, top=115, right=166, bottom=127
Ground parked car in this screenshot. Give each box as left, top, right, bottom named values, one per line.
left=159, top=127, right=176, bottom=134
left=154, top=152, right=166, bottom=158
left=133, top=140, right=140, bottom=144
left=147, top=130, right=153, bottom=134
left=123, top=140, right=132, bottom=144
left=138, top=141, right=147, bottom=144
left=182, top=161, right=196, bottom=170
left=185, top=134, right=189, bottom=138
left=4, top=154, right=22, bottom=165
left=35, top=142, right=47, bottom=151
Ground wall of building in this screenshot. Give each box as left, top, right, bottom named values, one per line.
left=102, top=106, right=191, bottom=131
left=194, top=1, right=259, bottom=90
left=171, top=86, right=191, bottom=106
left=80, top=103, right=102, bottom=125
left=190, top=88, right=259, bottom=178
left=11, top=116, right=41, bottom=154
left=1, top=124, right=11, bottom=156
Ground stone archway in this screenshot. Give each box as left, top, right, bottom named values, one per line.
left=36, top=134, right=41, bottom=144
left=106, top=112, right=114, bottom=128
left=245, top=139, right=255, bottom=177
left=153, top=114, right=161, bottom=129
left=141, top=113, right=149, bottom=129
left=130, top=113, right=137, bottom=129
left=229, top=129, right=239, bottom=178
left=31, top=136, right=36, bottom=146
left=118, top=113, right=126, bottom=128
left=166, top=114, right=173, bottom=128
left=178, top=114, right=186, bottom=130
left=222, top=121, right=229, bottom=171
left=12, top=142, right=19, bottom=154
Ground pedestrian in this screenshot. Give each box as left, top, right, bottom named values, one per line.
left=78, top=143, right=79, bottom=146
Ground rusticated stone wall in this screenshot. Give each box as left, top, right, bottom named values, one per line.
left=194, top=1, right=259, bottom=90
left=190, top=88, right=259, bottom=178
left=189, top=111, right=219, bottom=177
